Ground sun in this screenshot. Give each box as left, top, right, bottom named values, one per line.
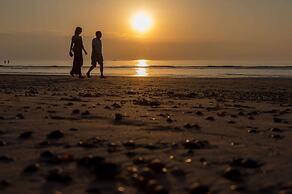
left=131, top=11, right=153, bottom=33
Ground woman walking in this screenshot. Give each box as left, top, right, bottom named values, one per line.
left=69, top=27, right=87, bottom=78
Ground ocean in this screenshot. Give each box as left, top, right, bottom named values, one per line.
left=1, top=60, right=292, bottom=78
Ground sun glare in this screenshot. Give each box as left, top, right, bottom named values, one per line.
left=131, top=11, right=153, bottom=33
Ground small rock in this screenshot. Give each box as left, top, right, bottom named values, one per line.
left=0, top=155, right=14, bottom=162
left=206, top=116, right=215, bottom=121
left=112, top=103, right=121, bottom=108
left=189, top=182, right=209, bottom=194
left=46, top=168, right=72, bottom=183
left=248, top=129, right=257, bottom=134
left=19, top=131, right=33, bottom=139
left=23, top=163, right=40, bottom=173
left=81, top=110, right=90, bottom=116
left=166, top=116, right=173, bottom=123
left=72, top=109, right=80, bottom=114
left=223, top=167, right=241, bottom=181
left=147, top=159, right=166, bottom=173
left=0, top=140, right=7, bottom=146
left=16, top=113, right=24, bottom=119
left=195, top=111, right=204, bottom=116
left=47, top=130, right=64, bottom=139
left=270, top=128, right=283, bottom=133
left=274, top=118, right=283, bottom=123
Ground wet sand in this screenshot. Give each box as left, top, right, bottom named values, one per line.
left=0, top=75, right=292, bottom=194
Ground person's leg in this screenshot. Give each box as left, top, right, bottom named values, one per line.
left=86, top=65, right=95, bottom=78
left=100, top=61, right=104, bottom=78
left=87, top=60, right=96, bottom=78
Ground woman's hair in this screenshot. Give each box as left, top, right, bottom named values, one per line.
left=75, top=27, right=82, bottom=35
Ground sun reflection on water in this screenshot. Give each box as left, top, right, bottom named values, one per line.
left=135, top=59, right=149, bottom=77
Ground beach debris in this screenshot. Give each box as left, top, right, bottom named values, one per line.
left=46, top=168, right=72, bottom=183
left=19, top=131, right=33, bottom=139
left=23, top=163, right=40, bottom=174
left=47, top=130, right=64, bottom=139
left=223, top=167, right=242, bottom=181
left=189, top=182, right=209, bottom=194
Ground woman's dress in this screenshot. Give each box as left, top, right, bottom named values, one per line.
left=70, top=36, right=84, bottom=75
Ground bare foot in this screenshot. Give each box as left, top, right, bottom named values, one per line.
left=86, top=72, right=91, bottom=78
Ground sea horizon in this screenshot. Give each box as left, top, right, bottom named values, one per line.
left=1, top=59, right=292, bottom=78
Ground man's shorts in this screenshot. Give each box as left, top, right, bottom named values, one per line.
left=91, top=53, right=103, bottom=66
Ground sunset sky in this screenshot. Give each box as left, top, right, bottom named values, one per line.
left=1, top=0, right=292, bottom=62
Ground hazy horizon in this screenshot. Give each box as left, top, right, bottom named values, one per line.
left=1, top=0, right=292, bottom=63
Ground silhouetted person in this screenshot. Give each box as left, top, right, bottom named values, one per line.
left=69, top=26, right=87, bottom=78
left=86, top=31, right=104, bottom=78
left=4, top=60, right=6, bottom=64
left=7, top=60, right=9, bottom=64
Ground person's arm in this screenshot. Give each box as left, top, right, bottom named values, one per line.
left=81, top=37, right=87, bottom=55
left=69, top=37, right=74, bottom=56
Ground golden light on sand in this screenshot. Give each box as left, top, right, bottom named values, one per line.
left=135, top=60, right=149, bottom=76
left=131, top=11, right=153, bottom=33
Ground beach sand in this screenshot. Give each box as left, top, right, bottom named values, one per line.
left=0, top=75, right=292, bottom=194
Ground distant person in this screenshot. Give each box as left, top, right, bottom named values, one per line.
left=4, top=60, right=6, bottom=64
left=7, top=60, right=9, bottom=64
left=86, top=31, right=104, bottom=78
left=69, top=26, right=87, bottom=78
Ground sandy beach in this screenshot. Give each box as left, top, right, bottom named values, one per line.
left=0, top=75, right=292, bottom=194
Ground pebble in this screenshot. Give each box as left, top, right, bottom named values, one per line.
left=270, top=128, right=283, bottom=133
left=206, top=116, right=215, bottom=121
left=23, top=163, right=40, bottom=173
left=94, top=161, right=120, bottom=179
left=47, top=130, right=64, bottom=139
left=81, top=110, right=90, bottom=116
left=16, top=113, right=24, bottom=119
left=0, top=179, right=10, bottom=189
left=248, top=129, right=257, bottom=134
left=195, top=111, right=204, bottom=116
left=112, top=103, right=121, bottom=108
left=0, top=140, right=7, bottom=146
left=223, top=167, right=242, bottom=181
left=274, top=118, right=283, bottom=123
left=183, top=139, right=209, bottom=149
left=46, top=168, right=72, bottom=183
left=0, top=155, right=14, bottom=162
left=147, top=159, right=167, bottom=173
left=230, top=158, right=261, bottom=168
left=166, top=116, right=173, bottom=123
left=19, top=131, right=33, bottom=139
left=189, top=182, right=209, bottom=194
left=72, top=109, right=80, bottom=114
